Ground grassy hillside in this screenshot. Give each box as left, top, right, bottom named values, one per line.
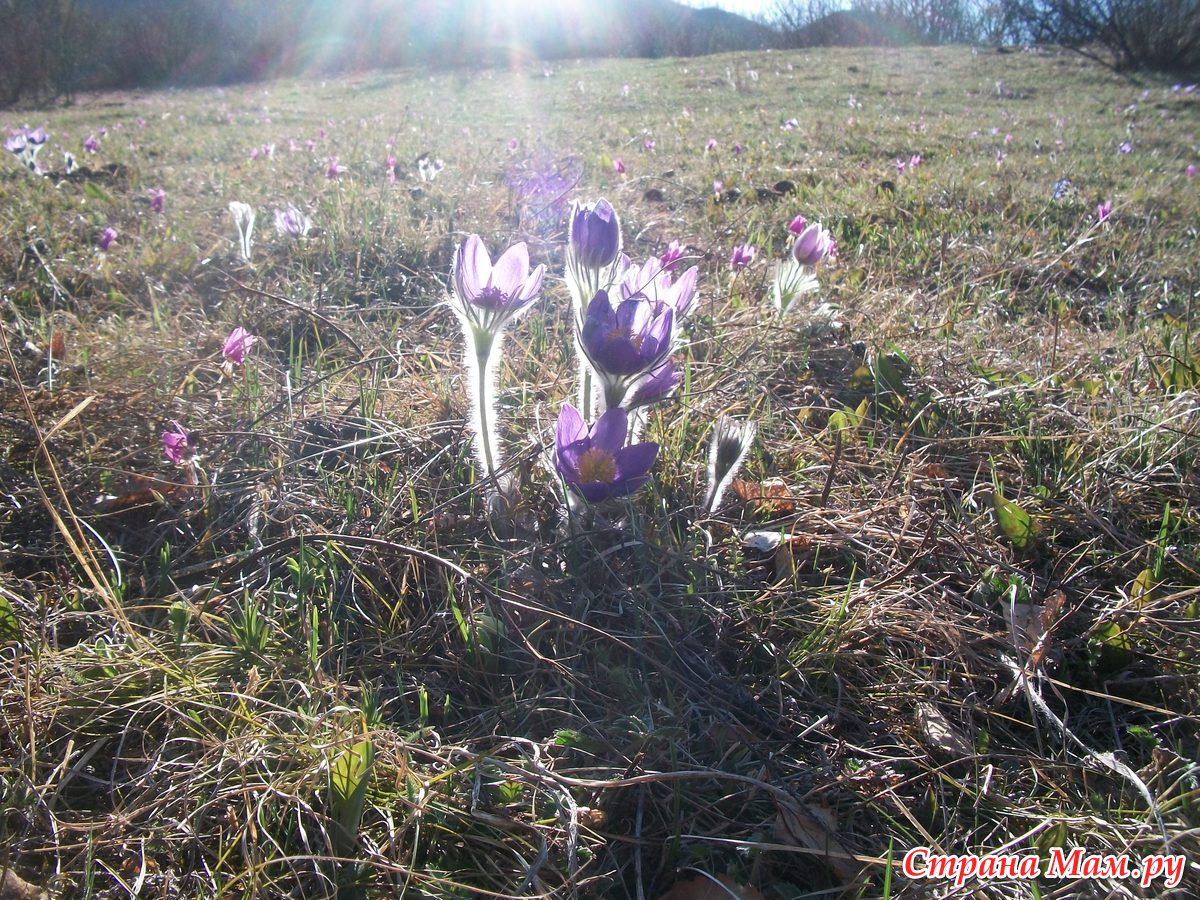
left=1, top=46, right=1198, bottom=898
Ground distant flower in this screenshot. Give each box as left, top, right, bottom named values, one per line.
left=327, top=157, right=345, bottom=178
left=705, top=138, right=718, bottom=152
left=847, top=95, right=859, bottom=108
left=620, top=257, right=698, bottom=317
left=98, top=227, right=117, bottom=251
left=703, top=416, right=756, bottom=512
left=788, top=214, right=808, bottom=235
left=1004, top=133, right=1013, bottom=144
left=417, top=155, right=444, bottom=181
left=729, top=243, right=756, bottom=270
left=222, top=326, right=258, bottom=365
left=1052, top=177, right=1073, bottom=200
left=733, top=142, right=743, bottom=155
left=161, top=421, right=191, bottom=466
left=555, top=404, right=658, bottom=503
left=274, top=204, right=312, bottom=238
left=1119, top=141, right=1133, bottom=154
left=659, top=240, right=685, bottom=272
left=613, top=157, right=625, bottom=174
left=792, top=222, right=835, bottom=267
left=996, top=150, right=1007, bottom=163
left=643, top=138, right=655, bottom=152
left=508, top=137, right=519, bottom=151
left=229, top=201, right=255, bottom=262
left=895, top=158, right=906, bottom=174
left=386, top=155, right=396, bottom=184
left=63, top=151, right=77, bottom=174
left=149, top=188, right=166, bottom=213
left=248, top=146, right=259, bottom=160
left=909, top=153, right=922, bottom=168
left=1188, top=164, right=1197, bottom=178
left=4, top=133, right=26, bottom=155
left=288, top=138, right=300, bottom=153
left=622, top=83, right=630, bottom=97
left=1097, top=200, right=1112, bottom=223
left=713, top=179, right=723, bottom=198
left=782, top=118, right=798, bottom=130
left=83, top=135, right=99, bottom=153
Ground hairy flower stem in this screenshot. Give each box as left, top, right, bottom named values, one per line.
left=468, top=331, right=501, bottom=490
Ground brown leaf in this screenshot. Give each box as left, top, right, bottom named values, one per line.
left=94, top=471, right=197, bottom=514
left=0, top=868, right=50, bottom=900
left=657, top=873, right=765, bottom=900
left=915, top=702, right=974, bottom=759
left=731, top=477, right=796, bottom=515
left=774, top=801, right=863, bottom=883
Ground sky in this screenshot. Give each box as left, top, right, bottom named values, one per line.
left=676, top=0, right=776, bottom=20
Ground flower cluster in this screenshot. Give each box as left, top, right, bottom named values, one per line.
left=773, top=215, right=837, bottom=314
left=5, top=126, right=48, bottom=174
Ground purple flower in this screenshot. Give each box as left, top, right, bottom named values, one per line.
left=620, top=257, right=699, bottom=317
left=613, top=158, right=625, bottom=174
left=581, top=290, right=673, bottom=380
left=788, top=214, right=808, bottom=235
left=508, top=137, right=519, bottom=151
left=895, top=158, right=906, bottom=174
left=222, top=326, right=258, bottom=365
left=782, top=118, right=798, bottom=131
left=909, top=153, right=922, bottom=168
left=713, top=179, right=724, bottom=198
left=327, top=157, right=345, bottom=179
left=555, top=404, right=658, bottom=503
left=98, top=227, right=117, bottom=251
left=643, top=138, right=655, bottom=152
left=792, top=222, right=835, bottom=267
left=659, top=240, right=685, bottom=272
left=25, top=127, right=47, bottom=146
left=5, top=133, right=26, bottom=154
left=629, top=360, right=681, bottom=407
left=733, top=142, right=743, bottom=155
left=149, top=188, right=166, bottom=214
left=83, top=135, right=99, bottom=153
left=1187, top=164, right=1196, bottom=178
left=1004, top=133, right=1013, bottom=144
left=1097, top=200, right=1112, bottom=223
left=274, top=205, right=312, bottom=238
left=1119, top=141, right=1133, bottom=154
left=569, top=198, right=621, bottom=270
left=705, top=138, right=718, bottom=152
left=161, top=421, right=191, bottom=465
left=729, top=243, right=756, bottom=271
left=452, top=235, right=545, bottom=333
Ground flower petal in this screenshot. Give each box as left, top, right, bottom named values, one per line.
left=590, top=407, right=629, bottom=454
left=455, top=234, right=491, bottom=301
left=489, top=241, right=530, bottom=297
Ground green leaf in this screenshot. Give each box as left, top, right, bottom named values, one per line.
left=995, top=494, right=1037, bottom=550
left=0, top=593, right=18, bottom=642
left=1129, top=569, right=1156, bottom=609
left=1091, top=620, right=1133, bottom=674
left=83, top=181, right=112, bottom=203
left=329, top=738, right=374, bottom=854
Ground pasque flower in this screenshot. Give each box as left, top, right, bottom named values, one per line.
left=659, top=240, right=685, bottom=272
left=787, top=214, right=808, bottom=235
left=450, top=234, right=545, bottom=487
left=791, top=222, right=835, bottom=266
left=580, top=290, right=674, bottom=412
left=555, top=404, right=658, bottom=503
left=229, top=201, right=255, bottom=262
left=730, top=243, right=756, bottom=270
left=149, top=188, right=166, bottom=213
left=274, top=205, right=312, bottom=238
left=703, top=416, right=756, bottom=512
left=98, top=227, right=118, bottom=251
left=1097, top=200, right=1112, bottom=223
left=222, top=326, right=258, bottom=365
left=620, top=257, right=698, bottom=317
left=569, top=198, right=621, bottom=271
left=161, top=421, right=191, bottom=465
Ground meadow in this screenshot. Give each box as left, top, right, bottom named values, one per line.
left=1, top=44, right=1198, bottom=899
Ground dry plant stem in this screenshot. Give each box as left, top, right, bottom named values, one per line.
left=0, top=327, right=137, bottom=644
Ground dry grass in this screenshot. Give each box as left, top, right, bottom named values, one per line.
left=1, top=46, right=1198, bottom=898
